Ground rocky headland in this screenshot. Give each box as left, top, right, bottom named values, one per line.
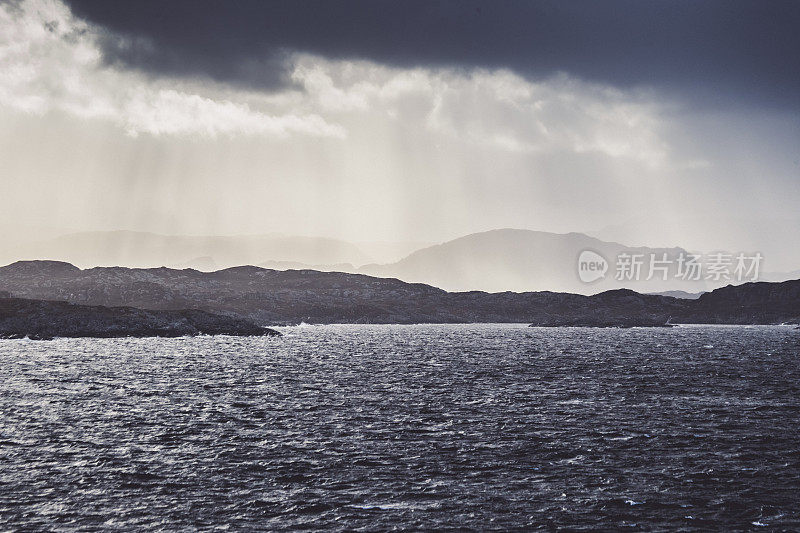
left=0, top=295, right=280, bottom=340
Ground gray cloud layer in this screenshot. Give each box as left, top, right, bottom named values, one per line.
left=64, top=0, right=800, bottom=111
left=1, top=0, right=798, bottom=271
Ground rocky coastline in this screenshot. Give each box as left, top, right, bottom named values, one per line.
left=0, top=296, right=280, bottom=340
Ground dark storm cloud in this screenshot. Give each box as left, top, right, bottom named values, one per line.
left=66, top=0, right=800, bottom=108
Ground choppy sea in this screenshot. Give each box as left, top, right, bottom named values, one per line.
left=1, top=324, right=799, bottom=531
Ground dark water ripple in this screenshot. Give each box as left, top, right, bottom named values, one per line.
left=1, top=324, right=799, bottom=531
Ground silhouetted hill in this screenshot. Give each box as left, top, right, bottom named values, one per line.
left=677, top=279, right=800, bottom=324
left=0, top=261, right=796, bottom=326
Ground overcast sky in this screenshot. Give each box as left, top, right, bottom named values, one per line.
left=1, top=0, right=798, bottom=267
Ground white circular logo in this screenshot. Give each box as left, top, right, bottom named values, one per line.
left=577, top=250, right=608, bottom=283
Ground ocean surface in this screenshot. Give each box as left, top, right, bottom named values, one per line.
left=1, top=324, right=799, bottom=531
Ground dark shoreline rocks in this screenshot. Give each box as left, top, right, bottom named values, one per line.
left=0, top=297, right=280, bottom=340
left=526, top=289, right=679, bottom=327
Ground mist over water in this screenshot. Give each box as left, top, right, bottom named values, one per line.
left=1, top=325, right=799, bottom=530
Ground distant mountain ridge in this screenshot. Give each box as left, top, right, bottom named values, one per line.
left=0, top=260, right=797, bottom=326
left=1, top=230, right=373, bottom=270
left=2, top=228, right=793, bottom=295
left=360, top=229, right=707, bottom=294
